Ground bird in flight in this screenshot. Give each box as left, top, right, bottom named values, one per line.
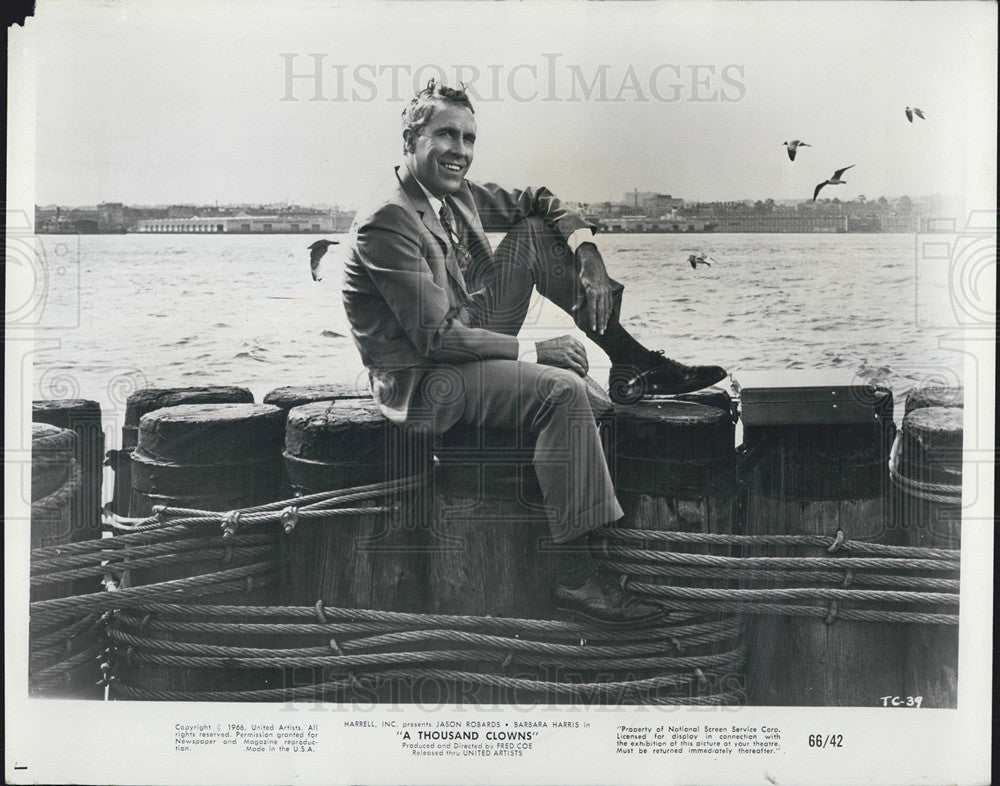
left=307, top=239, right=339, bottom=281
left=813, top=165, right=855, bottom=202
left=905, top=107, right=926, bottom=123
left=688, top=252, right=715, bottom=269
left=782, top=140, right=811, bottom=161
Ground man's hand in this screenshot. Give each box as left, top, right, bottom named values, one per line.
left=573, top=243, right=614, bottom=335
left=536, top=335, right=589, bottom=377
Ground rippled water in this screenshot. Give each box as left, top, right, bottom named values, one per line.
left=29, top=232, right=962, bottom=439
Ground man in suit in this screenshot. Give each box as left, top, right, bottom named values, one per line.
left=343, top=80, right=726, bottom=625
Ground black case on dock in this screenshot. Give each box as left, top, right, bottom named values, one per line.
left=738, top=370, right=892, bottom=426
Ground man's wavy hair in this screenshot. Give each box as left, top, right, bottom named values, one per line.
left=401, top=79, right=474, bottom=154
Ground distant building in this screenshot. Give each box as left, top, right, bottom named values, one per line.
left=98, top=202, right=126, bottom=231
left=38, top=207, right=101, bottom=233
left=167, top=205, right=199, bottom=219
left=134, top=212, right=344, bottom=233
left=622, top=190, right=684, bottom=216
left=714, top=215, right=847, bottom=232
left=596, top=216, right=717, bottom=233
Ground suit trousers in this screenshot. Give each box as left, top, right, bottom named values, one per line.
left=414, top=218, right=624, bottom=543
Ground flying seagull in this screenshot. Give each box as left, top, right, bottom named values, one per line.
left=307, top=239, right=339, bottom=281
left=905, top=107, right=926, bottom=123
left=813, top=165, right=855, bottom=202
left=782, top=140, right=811, bottom=161
left=688, top=253, right=715, bottom=269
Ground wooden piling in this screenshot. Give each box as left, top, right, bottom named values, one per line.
left=112, top=403, right=285, bottom=699
left=263, top=383, right=375, bottom=500
left=427, top=376, right=616, bottom=622
left=29, top=423, right=102, bottom=697
left=742, top=387, right=901, bottom=706
left=902, top=385, right=963, bottom=418
left=280, top=399, right=428, bottom=610
left=279, top=400, right=429, bottom=701
left=110, top=386, right=254, bottom=517
left=30, top=424, right=81, bottom=600
left=430, top=424, right=554, bottom=620
left=898, top=403, right=962, bottom=708
left=428, top=378, right=688, bottom=704
left=428, top=422, right=559, bottom=704
left=604, top=399, right=742, bottom=703
left=32, top=399, right=104, bottom=546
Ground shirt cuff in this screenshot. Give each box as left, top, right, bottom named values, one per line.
left=517, top=339, right=537, bottom=364
left=567, top=227, right=597, bottom=254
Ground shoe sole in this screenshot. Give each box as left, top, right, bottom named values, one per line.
left=644, top=369, right=728, bottom=397
left=609, top=370, right=728, bottom=403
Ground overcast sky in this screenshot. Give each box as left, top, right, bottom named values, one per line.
left=25, top=0, right=997, bottom=208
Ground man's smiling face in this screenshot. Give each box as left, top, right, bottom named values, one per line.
left=404, top=102, right=476, bottom=198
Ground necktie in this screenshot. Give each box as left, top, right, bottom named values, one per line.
left=438, top=201, right=473, bottom=276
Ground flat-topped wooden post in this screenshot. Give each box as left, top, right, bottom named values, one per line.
left=280, top=399, right=429, bottom=612
left=601, top=398, right=741, bottom=703
left=111, top=402, right=285, bottom=699
left=896, top=399, right=962, bottom=708
left=902, top=385, right=963, bottom=418
left=110, top=386, right=254, bottom=517
left=280, top=399, right=430, bottom=701
left=32, top=398, right=105, bottom=546
left=263, top=383, right=376, bottom=500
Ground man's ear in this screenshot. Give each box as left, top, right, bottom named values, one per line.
left=402, top=128, right=416, bottom=155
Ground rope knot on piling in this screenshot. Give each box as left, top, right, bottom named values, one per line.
left=220, top=511, right=242, bottom=539
left=280, top=506, right=300, bottom=534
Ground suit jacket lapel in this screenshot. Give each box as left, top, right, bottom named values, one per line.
left=396, top=167, right=471, bottom=299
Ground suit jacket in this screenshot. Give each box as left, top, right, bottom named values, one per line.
left=343, top=165, right=595, bottom=424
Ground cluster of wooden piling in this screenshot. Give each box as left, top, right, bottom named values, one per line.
left=27, top=377, right=963, bottom=705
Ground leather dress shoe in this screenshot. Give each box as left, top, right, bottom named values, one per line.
left=554, top=572, right=667, bottom=628
left=609, top=350, right=727, bottom=404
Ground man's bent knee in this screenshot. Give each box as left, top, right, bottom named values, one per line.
left=534, top=366, right=589, bottom=411
left=499, top=216, right=572, bottom=264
